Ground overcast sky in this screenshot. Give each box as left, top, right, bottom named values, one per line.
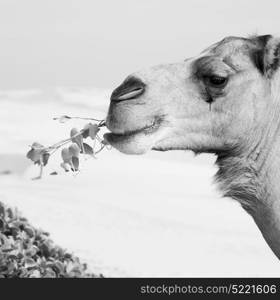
left=0, top=0, right=280, bottom=89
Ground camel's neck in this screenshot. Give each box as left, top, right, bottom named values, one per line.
left=215, top=94, right=280, bottom=259
left=216, top=152, right=280, bottom=258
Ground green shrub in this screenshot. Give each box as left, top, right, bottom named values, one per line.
left=0, top=201, right=101, bottom=278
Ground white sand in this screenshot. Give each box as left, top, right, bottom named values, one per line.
left=0, top=88, right=280, bottom=277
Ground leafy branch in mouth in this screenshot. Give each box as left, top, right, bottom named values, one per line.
left=26, top=116, right=108, bottom=179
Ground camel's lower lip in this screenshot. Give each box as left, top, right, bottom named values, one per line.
left=104, top=120, right=161, bottom=144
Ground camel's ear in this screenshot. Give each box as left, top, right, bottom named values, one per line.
left=253, top=35, right=280, bottom=78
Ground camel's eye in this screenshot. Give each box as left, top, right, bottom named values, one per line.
left=205, top=75, right=228, bottom=88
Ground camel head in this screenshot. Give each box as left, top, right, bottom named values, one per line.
left=104, top=35, right=280, bottom=156
left=104, top=35, right=280, bottom=260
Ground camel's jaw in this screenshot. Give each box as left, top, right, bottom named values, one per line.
left=104, top=117, right=165, bottom=154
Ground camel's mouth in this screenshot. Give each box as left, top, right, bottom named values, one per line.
left=104, top=119, right=160, bottom=142
left=103, top=117, right=164, bottom=154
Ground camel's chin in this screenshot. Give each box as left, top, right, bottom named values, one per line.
left=103, top=121, right=169, bottom=154
left=104, top=131, right=155, bottom=154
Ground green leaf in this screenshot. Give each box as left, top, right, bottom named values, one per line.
left=42, top=152, right=50, bottom=166
left=25, top=245, right=38, bottom=257
left=7, top=260, right=17, bottom=274
left=24, top=226, right=35, bottom=238
left=25, top=257, right=37, bottom=269
left=82, top=129, right=89, bottom=139
left=31, top=142, right=44, bottom=149
left=82, top=124, right=91, bottom=138
left=53, top=115, right=71, bottom=123
left=44, top=267, right=56, bottom=278
left=60, top=162, right=70, bottom=172
left=7, top=250, right=20, bottom=260
left=89, top=124, right=100, bottom=140
left=0, top=218, right=5, bottom=231
left=0, top=205, right=5, bottom=218
left=53, top=261, right=65, bottom=274
left=10, top=225, right=20, bottom=238
left=1, top=235, right=13, bottom=251
left=61, top=148, right=72, bottom=163
left=70, top=128, right=83, bottom=148
left=29, top=270, right=41, bottom=278
left=26, top=148, right=42, bottom=163
left=71, top=157, right=79, bottom=171
left=6, top=207, right=14, bottom=219
left=66, top=261, right=75, bottom=274
left=40, top=241, right=51, bottom=258
left=68, top=143, right=80, bottom=157
left=83, top=143, right=94, bottom=155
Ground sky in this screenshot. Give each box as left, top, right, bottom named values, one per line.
left=0, top=0, right=280, bottom=89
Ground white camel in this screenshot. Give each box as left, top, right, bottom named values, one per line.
left=104, top=35, right=280, bottom=260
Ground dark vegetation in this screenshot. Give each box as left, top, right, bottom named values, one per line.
left=0, top=201, right=101, bottom=278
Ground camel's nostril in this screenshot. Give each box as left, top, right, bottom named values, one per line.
left=110, top=76, right=145, bottom=102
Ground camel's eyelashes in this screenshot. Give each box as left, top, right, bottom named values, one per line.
left=204, top=75, right=228, bottom=88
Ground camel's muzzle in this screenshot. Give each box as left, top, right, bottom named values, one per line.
left=110, top=76, right=145, bottom=103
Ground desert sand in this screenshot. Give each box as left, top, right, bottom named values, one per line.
left=1, top=88, right=280, bottom=277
